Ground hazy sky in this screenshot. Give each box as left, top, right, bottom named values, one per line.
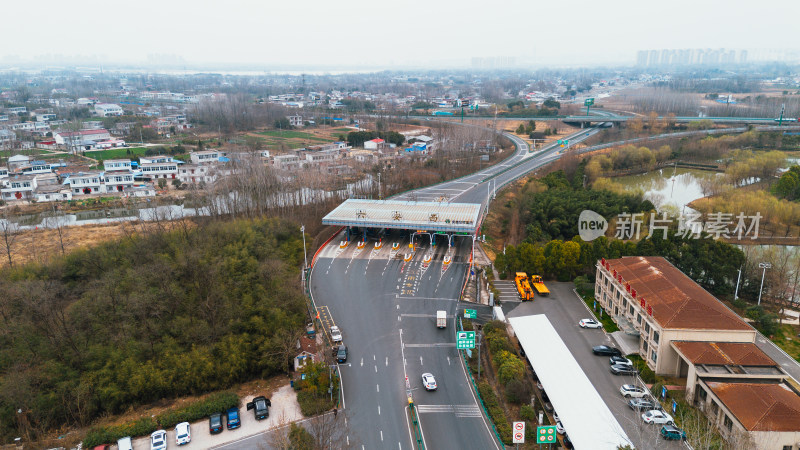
left=3, top=0, right=798, bottom=69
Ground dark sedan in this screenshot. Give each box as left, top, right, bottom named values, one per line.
left=592, top=345, right=622, bottom=356
left=226, top=407, right=241, bottom=430
left=611, top=364, right=639, bottom=375
left=628, top=398, right=657, bottom=411
left=209, top=412, right=223, bottom=434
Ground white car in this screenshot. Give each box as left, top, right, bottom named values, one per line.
left=620, top=384, right=648, bottom=398
left=150, top=430, right=167, bottom=450
left=579, top=318, right=602, bottom=329
left=175, top=422, right=191, bottom=445
left=556, top=421, right=565, bottom=435
left=422, top=373, right=437, bottom=391
left=641, top=410, right=673, bottom=425
left=330, top=325, right=343, bottom=343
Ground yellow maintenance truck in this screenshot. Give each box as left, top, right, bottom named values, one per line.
left=530, top=275, right=550, bottom=296
left=515, top=272, right=534, bottom=301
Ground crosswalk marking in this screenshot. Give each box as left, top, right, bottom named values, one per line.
left=403, top=343, right=457, bottom=348
left=416, top=404, right=482, bottom=418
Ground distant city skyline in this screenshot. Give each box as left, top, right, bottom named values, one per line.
left=0, top=0, right=799, bottom=71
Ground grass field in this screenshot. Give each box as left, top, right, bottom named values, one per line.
left=82, top=147, right=149, bottom=160
left=257, top=130, right=325, bottom=140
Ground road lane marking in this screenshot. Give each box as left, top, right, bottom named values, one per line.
left=386, top=357, right=389, bottom=366
left=403, top=343, right=457, bottom=348
left=378, top=405, right=381, bottom=415
left=447, top=356, right=451, bottom=365
left=420, top=356, right=423, bottom=365
left=380, top=430, right=384, bottom=441
left=375, top=365, right=377, bottom=373
left=360, top=358, right=363, bottom=367
left=377, top=384, right=380, bottom=392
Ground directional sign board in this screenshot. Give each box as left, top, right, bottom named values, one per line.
left=536, top=425, right=557, bottom=444
left=512, top=421, right=525, bottom=444
left=464, top=309, right=477, bottom=319
left=584, top=97, right=595, bottom=106
left=456, top=331, right=475, bottom=349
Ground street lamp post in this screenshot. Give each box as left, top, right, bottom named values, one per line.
left=734, top=266, right=742, bottom=301
left=758, top=262, right=772, bottom=306
left=301, top=225, right=308, bottom=283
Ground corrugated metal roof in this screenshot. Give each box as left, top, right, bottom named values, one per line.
left=673, top=341, right=776, bottom=366
left=707, top=382, right=800, bottom=431
left=604, top=257, right=751, bottom=331
left=322, top=199, right=481, bottom=233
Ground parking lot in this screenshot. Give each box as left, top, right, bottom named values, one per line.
left=504, top=282, right=686, bottom=449
left=124, top=385, right=302, bottom=450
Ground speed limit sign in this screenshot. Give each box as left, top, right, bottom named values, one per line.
left=512, top=421, right=525, bottom=443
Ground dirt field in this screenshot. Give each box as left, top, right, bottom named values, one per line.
left=0, top=220, right=189, bottom=268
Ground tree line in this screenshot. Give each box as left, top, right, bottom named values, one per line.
left=0, top=218, right=308, bottom=443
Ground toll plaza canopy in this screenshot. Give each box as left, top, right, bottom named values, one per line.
left=509, top=315, right=632, bottom=450
left=321, top=199, right=482, bottom=233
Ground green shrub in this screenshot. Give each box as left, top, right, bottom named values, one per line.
left=156, top=391, right=239, bottom=428
left=83, top=417, right=158, bottom=448
left=289, top=422, right=315, bottom=447
left=497, top=355, right=526, bottom=386
left=297, top=390, right=335, bottom=416
left=478, top=381, right=512, bottom=445
left=520, top=405, right=536, bottom=422
left=505, top=379, right=531, bottom=404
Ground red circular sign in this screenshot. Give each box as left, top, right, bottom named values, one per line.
left=14, top=191, right=21, bottom=199
left=514, top=423, right=524, bottom=431
left=514, top=432, right=523, bottom=440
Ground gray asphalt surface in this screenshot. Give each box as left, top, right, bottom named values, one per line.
left=308, top=124, right=605, bottom=449
left=505, top=282, right=685, bottom=450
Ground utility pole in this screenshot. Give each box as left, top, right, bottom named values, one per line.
left=477, top=330, right=482, bottom=380
left=301, top=225, right=308, bottom=284
left=378, top=171, right=382, bottom=200
left=779, top=104, right=786, bottom=127
left=758, top=262, right=772, bottom=306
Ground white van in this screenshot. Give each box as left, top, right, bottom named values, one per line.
left=436, top=310, right=447, bottom=329
left=117, top=436, right=133, bottom=450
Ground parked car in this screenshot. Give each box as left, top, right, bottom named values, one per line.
left=579, top=318, right=602, bottom=329
left=556, top=421, right=565, bottom=435
left=610, top=364, right=639, bottom=375
left=247, top=395, right=271, bottom=420
left=563, top=434, right=573, bottom=449
left=336, top=345, right=348, bottom=363
left=660, top=424, right=687, bottom=440
left=544, top=401, right=554, bottom=412
left=628, top=398, right=657, bottom=411
left=609, top=356, right=633, bottom=366
left=226, top=406, right=241, bottom=430
left=642, top=410, right=674, bottom=425
left=422, top=373, right=437, bottom=391
left=117, top=437, right=133, bottom=450
left=330, top=325, right=342, bottom=343
left=175, top=422, right=191, bottom=445
left=620, top=384, right=648, bottom=398
left=209, top=412, right=223, bottom=434
left=553, top=412, right=559, bottom=422
left=592, top=345, right=622, bottom=356
left=150, top=430, right=167, bottom=450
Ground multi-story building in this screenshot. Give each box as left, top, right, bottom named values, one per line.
left=95, top=103, right=124, bottom=117
left=595, top=256, right=756, bottom=376
left=139, top=155, right=179, bottom=180
left=189, top=150, right=221, bottom=165
left=178, top=163, right=217, bottom=185
left=67, top=171, right=104, bottom=195
left=287, top=115, right=304, bottom=127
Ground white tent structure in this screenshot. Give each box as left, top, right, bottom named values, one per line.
left=509, top=315, right=632, bottom=450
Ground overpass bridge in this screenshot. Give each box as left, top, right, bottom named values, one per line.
left=409, top=114, right=797, bottom=125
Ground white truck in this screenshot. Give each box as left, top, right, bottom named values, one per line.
left=436, top=310, right=447, bottom=329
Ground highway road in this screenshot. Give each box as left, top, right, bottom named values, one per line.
left=308, top=121, right=608, bottom=449
left=310, top=235, right=498, bottom=449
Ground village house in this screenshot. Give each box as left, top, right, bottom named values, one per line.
left=189, top=150, right=221, bottom=164
left=178, top=163, right=218, bottom=185
left=94, top=103, right=124, bottom=117
left=364, top=138, right=385, bottom=150
left=66, top=171, right=104, bottom=195
left=287, top=115, right=304, bottom=127
left=139, top=155, right=179, bottom=181
left=0, top=129, right=17, bottom=148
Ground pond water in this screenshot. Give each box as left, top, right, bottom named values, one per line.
left=611, top=167, right=721, bottom=213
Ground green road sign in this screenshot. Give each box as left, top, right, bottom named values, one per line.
left=456, top=331, right=475, bottom=349
left=536, top=425, right=558, bottom=444
left=584, top=98, right=595, bottom=106
left=464, top=309, right=477, bottom=319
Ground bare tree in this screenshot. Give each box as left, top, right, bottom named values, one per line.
left=0, top=210, right=21, bottom=267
